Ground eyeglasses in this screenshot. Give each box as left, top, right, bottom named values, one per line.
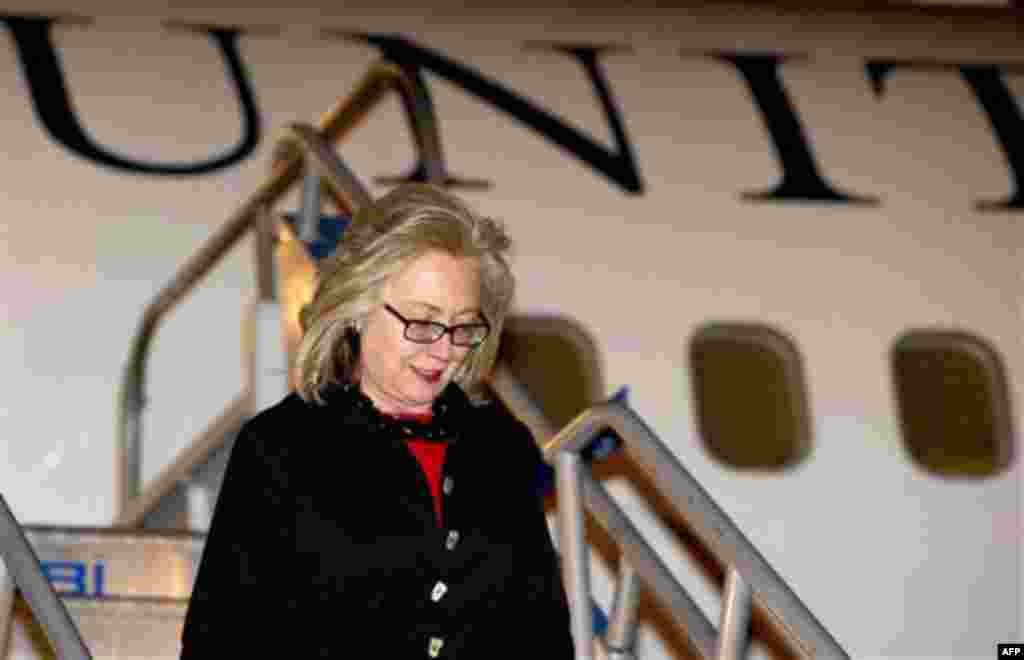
left=384, top=304, right=490, bottom=348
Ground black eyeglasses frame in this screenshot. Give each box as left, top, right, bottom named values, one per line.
left=383, top=304, right=490, bottom=348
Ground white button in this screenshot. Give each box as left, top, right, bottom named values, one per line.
left=445, top=530, right=459, bottom=551
left=442, top=476, right=454, bottom=495
left=430, top=581, right=448, bottom=602
left=428, top=637, right=444, bottom=657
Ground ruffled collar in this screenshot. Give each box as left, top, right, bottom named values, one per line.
left=320, top=380, right=471, bottom=444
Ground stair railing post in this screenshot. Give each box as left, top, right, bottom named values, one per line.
left=0, top=559, right=15, bottom=658
left=606, top=559, right=642, bottom=660
left=718, top=566, right=753, bottom=660
left=298, top=166, right=321, bottom=243
left=556, top=449, right=595, bottom=660
left=251, top=209, right=290, bottom=413
left=0, top=496, right=91, bottom=659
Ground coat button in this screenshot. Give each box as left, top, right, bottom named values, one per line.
left=428, top=637, right=444, bottom=658
left=442, top=476, right=454, bottom=495
left=430, top=581, right=448, bottom=602
left=445, top=530, right=459, bottom=551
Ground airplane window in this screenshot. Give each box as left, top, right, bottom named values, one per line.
left=496, top=315, right=605, bottom=430
left=891, top=330, right=1014, bottom=478
left=689, top=323, right=812, bottom=471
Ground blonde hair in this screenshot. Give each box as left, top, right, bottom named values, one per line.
left=295, top=183, right=514, bottom=404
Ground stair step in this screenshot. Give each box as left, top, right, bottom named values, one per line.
left=24, top=526, right=204, bottom=600
left=6, top=527, right=203, bottom=659
left=11, top=595, right=187, bottom=660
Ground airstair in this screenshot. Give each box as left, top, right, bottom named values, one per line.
left=0, top=61, right=849, bottom=660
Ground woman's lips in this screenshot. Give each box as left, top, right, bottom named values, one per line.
left=413, top=367, right=443, bottom=383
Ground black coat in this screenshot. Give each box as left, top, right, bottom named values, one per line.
left=180, top=382, right=574, bottom=659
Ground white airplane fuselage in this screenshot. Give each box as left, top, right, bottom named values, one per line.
left=0, top=3, right=1020, bottom=658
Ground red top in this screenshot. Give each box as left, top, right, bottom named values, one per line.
left=393, top=412, right=447, bottom=526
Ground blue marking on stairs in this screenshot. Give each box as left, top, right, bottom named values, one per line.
left=284, top=213, right=351, bottom=262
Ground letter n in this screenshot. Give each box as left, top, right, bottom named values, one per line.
left=346, top=33, right=644, bottom=194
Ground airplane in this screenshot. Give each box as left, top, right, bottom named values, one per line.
left=0, top=1, right=1020, bottom=658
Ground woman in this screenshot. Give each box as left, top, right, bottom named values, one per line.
left=180, top=184, right=574, bottom=658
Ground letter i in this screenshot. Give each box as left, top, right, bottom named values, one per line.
left=92, top=561, right=106, bottom=597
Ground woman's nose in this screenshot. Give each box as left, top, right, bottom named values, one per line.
left=427, top=334, right=455, bottom=360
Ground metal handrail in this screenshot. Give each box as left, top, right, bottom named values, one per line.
left=116, top=123, right=373, bottom=528
left=274, top=123, right=374, bottom=212
left=0, top=495, right=92, bottom=660
left=546, top=402, right=849, bottom=659
left=117, top=60, right=449, bottom=522
left=114, top=390, right=253, bottom=528
left=487, top=366, right=847, bottom=659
